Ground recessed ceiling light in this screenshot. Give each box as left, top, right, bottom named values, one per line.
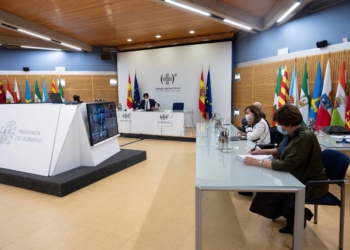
left=17, top=29, right=51, bottom=41
left=21, top=46, right=61, bottom=51
left=127, top=39, right=132, bottom=42
left=156, top=35, right=161, bottom=38
left=223, top=19, right=252, bottom=30
left=189, top=30, right=195, bottom=34
left=165, top=0, right=211, bottom=16
left=61, top=43, right=82, bottom=51
left=277, top=2, right=301, bottom=23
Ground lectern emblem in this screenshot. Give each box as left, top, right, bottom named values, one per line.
left=122, top=113, right=131, bottom=119
left=160, top=114, right=169, bottom=121
left=0, top=120, right=17, bottom=145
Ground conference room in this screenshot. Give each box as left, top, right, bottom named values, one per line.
left=0, top=0, right=350, bottom=249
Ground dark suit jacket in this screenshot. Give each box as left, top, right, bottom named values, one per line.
left=139, top=99, right=157, bottom=109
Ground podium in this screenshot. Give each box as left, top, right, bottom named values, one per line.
left=0, top=104, right=120, bottom=176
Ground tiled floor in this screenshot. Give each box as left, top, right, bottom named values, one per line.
left=0, top=137, right=349, bottom=250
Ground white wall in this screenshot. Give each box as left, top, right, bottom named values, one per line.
left=117, top=41, right=232, bottom=123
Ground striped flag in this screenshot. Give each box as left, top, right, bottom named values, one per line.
left=14, top=79, right=21, bottom=103
left=59, top=79, right=65, bottom=102
left=331, top=60, right=346, bottom=127
left=52, top=78, right=57, bottom=93
left=316, top=60, right=332, bottom=129
left=309, top=61, right=323, bottom=125
left=126, top=74, right=133, bottom=109
left=199, top=69, right=206, bottom=119
left=278, top=65, right=289, bottom=107
left=288, top=65, right=299, bottom=107
left=299, top=63, right=310, bottom=126
left=6, top=79, right=14, bottom=103
left=0, top=79, right=5, bottom=103
left=272, top=67, right=282, bottom=126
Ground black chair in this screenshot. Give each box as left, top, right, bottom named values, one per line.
left=172, top=102, right=184, bottom=111
left=269, top=126, right=284, bottom=146
left=306, top=149, right=349, bottom=250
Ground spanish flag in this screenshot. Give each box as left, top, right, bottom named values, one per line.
left=126, top=74, right=133, bottom=109
left=52, top=78, right=58, bottom=93
left=199, top=70, right=206, bottom=119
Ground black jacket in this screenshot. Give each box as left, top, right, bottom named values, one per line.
left=139, top=99, right=158, bottom=109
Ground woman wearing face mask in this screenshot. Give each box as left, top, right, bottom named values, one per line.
left=241, top=105, right=270, bottom=144
left=243, top=104, right=328, bottom=234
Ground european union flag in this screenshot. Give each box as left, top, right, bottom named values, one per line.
left=309, top=61, right=323, bottom=120
left=133, top=74, right=140, bottom=109
left=205, top=69, right=213, bottom=119
left=25, top=79, right=32, bottom=103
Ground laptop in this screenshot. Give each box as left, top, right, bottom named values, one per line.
left=49, top=93, right=63, bottom=103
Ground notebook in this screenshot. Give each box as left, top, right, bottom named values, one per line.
left=236, top=154, right=273, bottom=163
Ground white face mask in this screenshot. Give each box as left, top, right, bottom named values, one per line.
left=144, top=97, right=149, bottom=100
left=245, top=114, right=251, bottom=121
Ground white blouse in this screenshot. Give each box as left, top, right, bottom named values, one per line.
left=245, top=119, right=271, bottom=144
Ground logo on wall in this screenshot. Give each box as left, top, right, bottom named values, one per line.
left=122, top=113, right=131, bottom=119
left=160, top=114, right=169, bottom=121
left=0, top=120, right=17, bottom=145
left=160, top=73, right=177, bottom=85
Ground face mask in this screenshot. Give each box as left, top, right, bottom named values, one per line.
left=144, top=97, right=148, bottom=100
left=245, top=114, right=251, bottom=121
left=277, top=125, right=287, bottom=135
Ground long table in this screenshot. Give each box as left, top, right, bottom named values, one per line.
left=317, top=134, right=350, bottom=150
left=117, top=110, right=194, bottom=136
left=195, top=123, right=305, bottom=250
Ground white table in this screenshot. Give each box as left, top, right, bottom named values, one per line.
left=317, top=134, right=350, bottom=150
left=195, top=123, right=306, bottom=250
left=117, top=110, right=194, bottom=136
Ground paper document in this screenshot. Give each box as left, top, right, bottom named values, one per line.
left=236, top=154, right=273, bottom=162
left=330, top=135, right=350, bottom=139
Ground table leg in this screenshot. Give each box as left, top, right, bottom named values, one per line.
left=195, top=187, right=203, bottom=250
left=293, top=188, right=305, bottom=250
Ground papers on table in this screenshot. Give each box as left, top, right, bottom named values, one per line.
left=330, top=135, right=350, bottom=139
left=236, top=154, right=273, bottom=163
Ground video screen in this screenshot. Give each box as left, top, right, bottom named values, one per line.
left=86, top=102, right=119, bottom=146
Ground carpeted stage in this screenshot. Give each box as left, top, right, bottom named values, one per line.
left=0, top=149, right=146, bottom=197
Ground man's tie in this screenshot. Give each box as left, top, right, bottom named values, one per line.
left=278, top=135, right=290, bottom=155
left=146, top=100, right=148, bottom=109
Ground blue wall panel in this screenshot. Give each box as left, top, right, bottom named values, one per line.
left=0, top=46, right=117, bottom=71
left=235, top=0, right=350, bottom=63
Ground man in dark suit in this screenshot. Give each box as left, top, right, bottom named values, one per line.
left=138, top=93, right=159, bottom=110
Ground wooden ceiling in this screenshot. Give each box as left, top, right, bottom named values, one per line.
left=0, top=0, right=309, bottom=52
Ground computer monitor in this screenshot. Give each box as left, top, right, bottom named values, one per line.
left=49, top=93, right=63, bottom=103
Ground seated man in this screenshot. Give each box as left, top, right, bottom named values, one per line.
left=138, top=93, right=159, bottom=110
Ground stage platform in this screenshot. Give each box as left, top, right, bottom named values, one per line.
left=0, top=149, right=146, bottom=197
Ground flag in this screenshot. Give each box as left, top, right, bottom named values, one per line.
left=316, top=60, right=332, bottom=129
left=272, top=67, right=282, bottom=126
left=6, top=79, right=14, bottom=103
left=278, top=65, right=289, bottom=107
left=34, top=80, right=42, bottom=103
left=0, top=79, right=5, bottom=103
left=59, top=79, right=65, bottom=102
left=25, top=79, right=32, bottom=103
left=42, top=78, right=49, bottom=102
left=299, top=63, right=310, bottom=126
left=288, top=65, right=299, bottom=107
left=14, top=79, right=21, bottom=103
left=126, top=74, right=133, bottom=109
left=331, top=60, right=346, bottom=127
left=51, top=78, right=57, bottom=93
left=205, top=69, right=213, bottom=119
left=309, top=61, right=323, bottom=124
left=199, top=70, right=206, bottom=119
left=133, top=73, right=140, bottom=109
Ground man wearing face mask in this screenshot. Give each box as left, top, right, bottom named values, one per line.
left=243, top=104, right=328, bottom=234
left=138, top=93, right=159, bottom=110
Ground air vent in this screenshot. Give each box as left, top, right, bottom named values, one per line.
left=310, top=0, right=345, bottom=13
left=103, top=47, right=118, bottom=52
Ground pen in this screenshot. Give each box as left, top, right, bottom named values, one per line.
left=252, top=143, right=258, bottom=152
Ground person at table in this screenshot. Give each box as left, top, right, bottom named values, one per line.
left=239, top=105, right=270, bottom=144
left=243, top=104, right=329, bottom=234
left=240, top=102, right=269, bottom=132
left=138, top=93, right=159, bottom=110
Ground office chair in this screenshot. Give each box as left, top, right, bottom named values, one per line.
left=172, top=102, right=184, bottom=111
left=305, top=149, right=349, bottom=250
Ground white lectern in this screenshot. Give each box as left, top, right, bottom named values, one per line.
left=0, top=104, right=120, bottom=176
